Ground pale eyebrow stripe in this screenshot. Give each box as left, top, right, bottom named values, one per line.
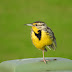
left=38, top=24, right=43, bottom=26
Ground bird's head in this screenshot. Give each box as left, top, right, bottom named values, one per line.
left=24, top=21, right=47, bottom=30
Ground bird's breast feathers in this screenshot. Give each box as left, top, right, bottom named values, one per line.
left=31, top=30, right=52, bottom=50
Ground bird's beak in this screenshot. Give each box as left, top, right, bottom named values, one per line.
left=24, top=24, right=33, bottom=26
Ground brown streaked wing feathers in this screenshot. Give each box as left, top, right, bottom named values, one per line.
left=46, top=27, right=57, bottom=50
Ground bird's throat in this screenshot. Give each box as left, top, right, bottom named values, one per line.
left=32, top=26, right=39, bottom=34
left=34, top=30, right=41, bottom=40
left=32, top=26, right=41, bottom=40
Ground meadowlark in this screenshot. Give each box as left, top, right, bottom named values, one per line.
left=25, top=21, right=57, bottom=63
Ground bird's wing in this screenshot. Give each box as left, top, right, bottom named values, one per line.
left=46, top=27, right=57, bottom=50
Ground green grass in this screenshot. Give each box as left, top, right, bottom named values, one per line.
left=0, top=0, right=72, bottom=62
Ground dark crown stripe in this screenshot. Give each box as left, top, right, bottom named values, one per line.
left=34, top=21, right=44, bottom=23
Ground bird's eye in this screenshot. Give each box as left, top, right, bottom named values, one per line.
left=42, top=24, right=45, bottom=26
left=36, top=24, right=37, bottom=26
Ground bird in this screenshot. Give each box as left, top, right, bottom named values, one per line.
left=24, top=21, right=57, bottom=64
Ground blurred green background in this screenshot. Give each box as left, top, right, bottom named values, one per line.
left=0, top=0, right=72, bottom=63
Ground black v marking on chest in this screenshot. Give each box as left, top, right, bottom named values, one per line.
left=34, top=30, right=41, bottom=40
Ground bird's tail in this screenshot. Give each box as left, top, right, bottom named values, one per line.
left=47, top=41, right=56, bottom=51
left=44, top=48, right=47, bottom=52
left=51, top=42, right=56, bottom=51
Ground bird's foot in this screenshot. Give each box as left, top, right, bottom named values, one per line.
left=41, top=59, right=50, bottom=64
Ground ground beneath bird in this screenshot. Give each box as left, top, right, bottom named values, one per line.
left=0, top=57, right=72, bottom=72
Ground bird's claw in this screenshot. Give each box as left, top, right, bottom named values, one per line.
left=41, top=59, right=50, bottom=64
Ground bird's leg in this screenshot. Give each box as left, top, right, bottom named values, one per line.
left=42, top=50, right=50, bottom=64
left=43, top=50, right=46, bottom=64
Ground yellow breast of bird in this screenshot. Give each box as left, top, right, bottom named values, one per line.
left=31, top=30, right=52, bottom=50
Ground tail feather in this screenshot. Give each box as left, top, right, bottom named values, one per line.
left=47, top=41, right=56, bottom=51
left=44, top=48, right=47, bottom=52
